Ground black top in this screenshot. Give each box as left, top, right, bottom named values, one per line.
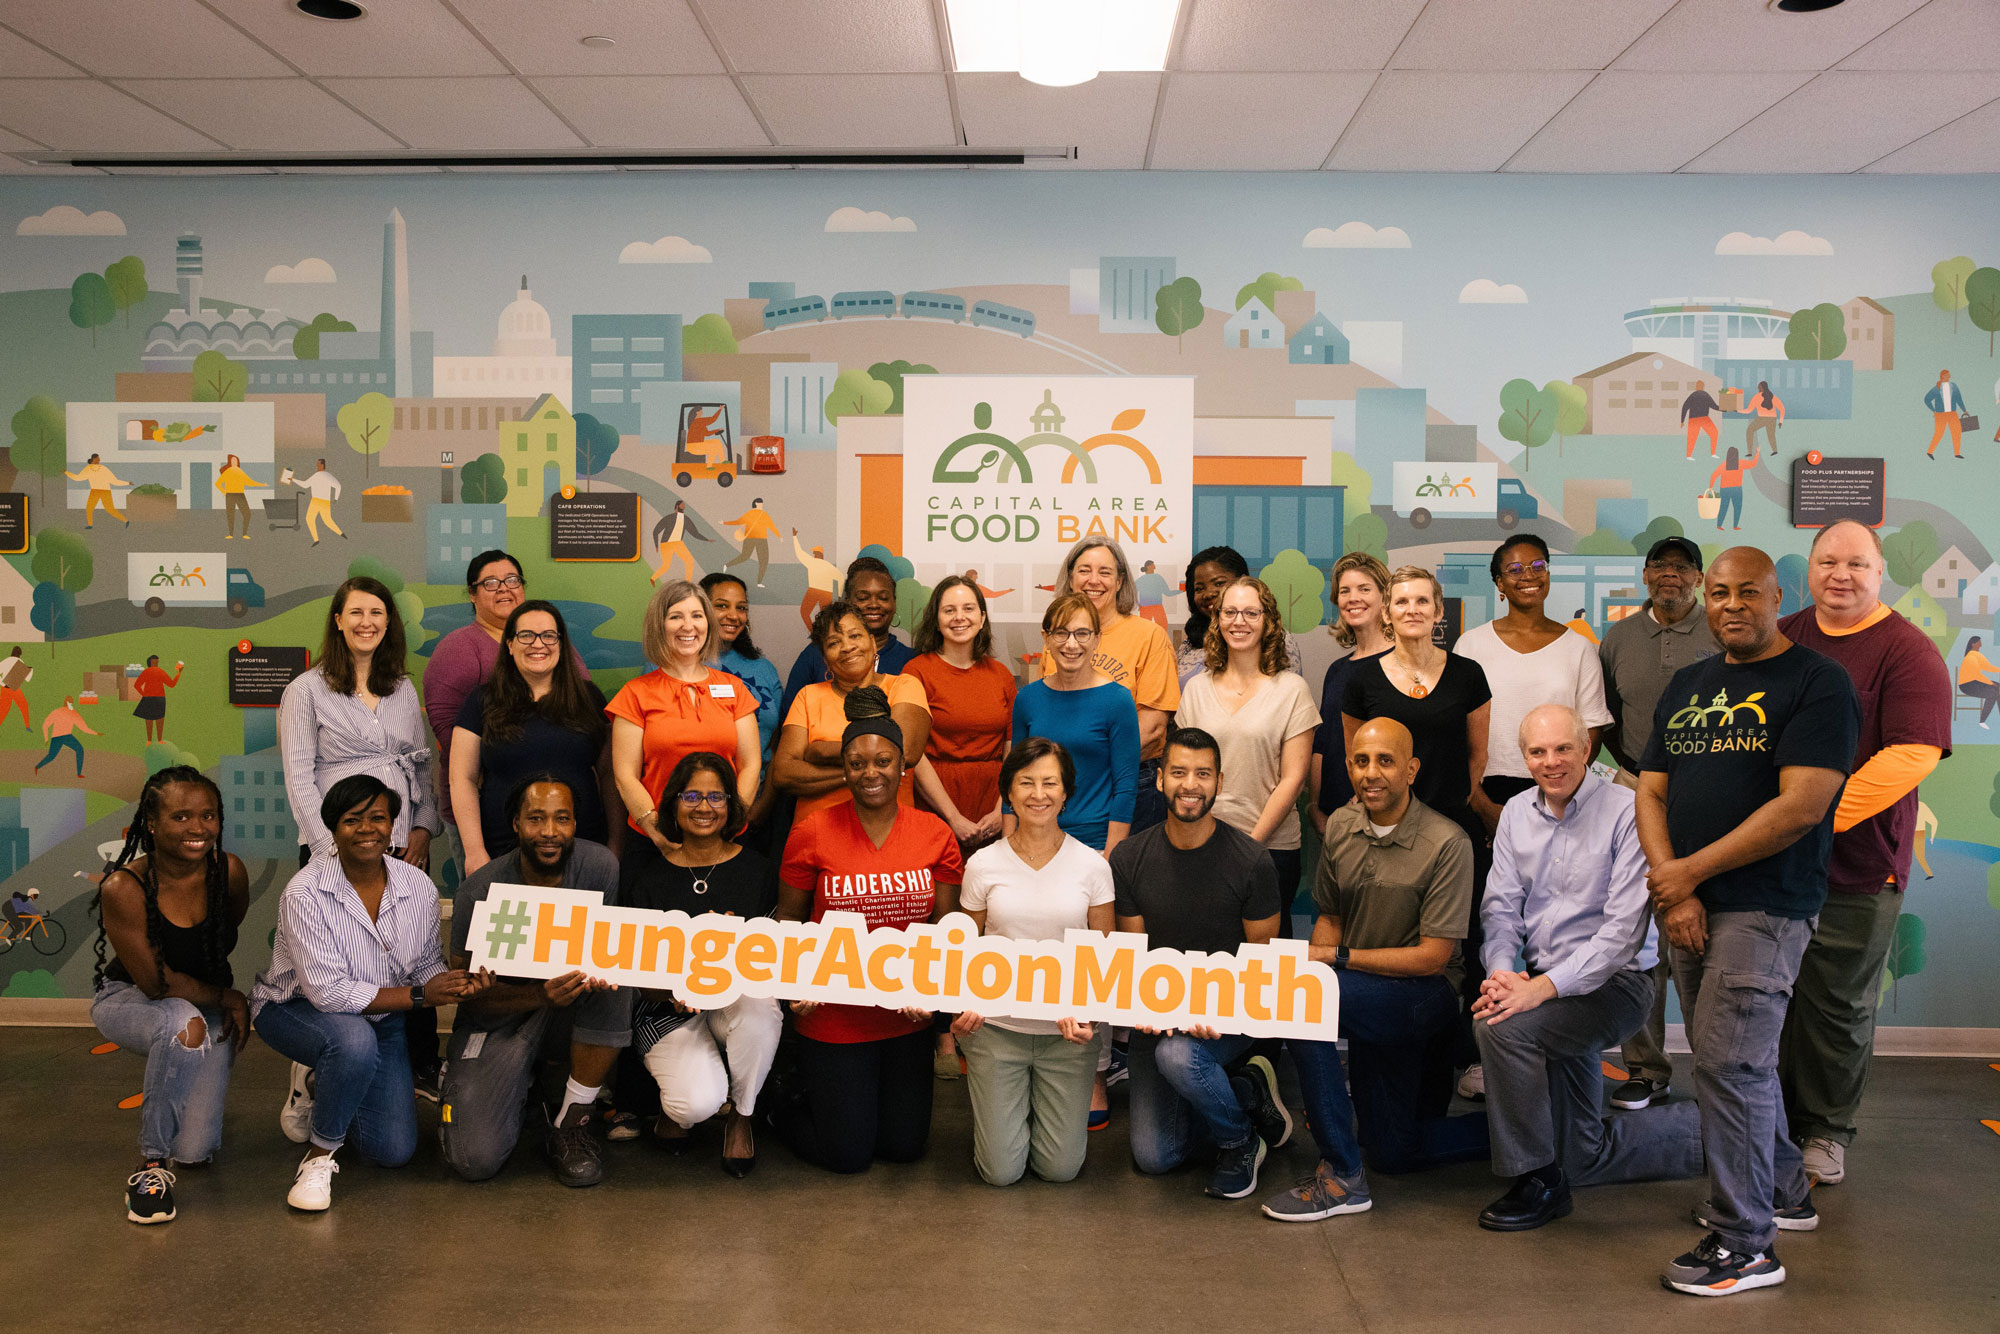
left=1314, top=648, right=1389, bottom=813
left=1110, top=821, right=1281, bottom=955
left=1639, top=643, right=1860, bottom=920
left=621, top=842, right=775, bottom=921
left=456, top=681, right=609, bottom=854
left=1341, top=653, right=1492, bottom=818
left=104, top=888, right=238, bottom=989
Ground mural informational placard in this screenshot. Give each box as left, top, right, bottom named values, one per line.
left=0, top=492, right=25, bottom=555
left=901, top=376, right=1194, bottom=609
left=464, top=892, right=1339, bottom=1041
left=550, top=490, right=641, bottom=562
left=228, top=642, right=310, bottom=707
left=1792, top=453, right=1886, bottom=529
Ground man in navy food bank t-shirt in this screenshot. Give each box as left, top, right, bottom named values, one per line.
left=1635, top=547, right=1859, bottom=1299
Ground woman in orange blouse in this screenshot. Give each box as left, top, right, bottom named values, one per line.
left=774, top=600, right=930, bottom=820
left=1959, top=635, right=1998, bottom=727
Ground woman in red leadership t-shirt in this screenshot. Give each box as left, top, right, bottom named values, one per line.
left=774, top=685, right=962, bottom=1174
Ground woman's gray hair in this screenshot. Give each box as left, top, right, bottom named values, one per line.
left=1053, top=537, right=1137, bottom=616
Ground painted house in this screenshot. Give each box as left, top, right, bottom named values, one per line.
left=1962, top=562, right=2000, bottom=617
left=1288, top=312, right=1349, bottom=365
left=497, top=393, right=575, bottom=518
left=1840, top=296, right=1895, bottom=372
left=1223, top=298, right=1283, bottom=350
left=1892, top=585, right=1951, bottom=648
left=0, top=556, right=44, bottom=642
left=1571, top=351, right=1710, bottom=435
left=1923, top=545, right=1976, bottom=603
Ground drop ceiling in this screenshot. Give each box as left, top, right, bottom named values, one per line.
left=1, top=0, right=1996, bottom=174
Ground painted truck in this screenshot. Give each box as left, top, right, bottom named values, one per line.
left=129, top=553, right=267, bottom=618
left=1392, top=463, right=1539, bottom=529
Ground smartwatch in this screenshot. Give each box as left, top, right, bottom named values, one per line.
left=411, top=981, right=427, bottom=1009
left=1334, top=946, right=1350, bottom=971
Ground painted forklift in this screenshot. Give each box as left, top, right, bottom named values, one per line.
left=673, top=402, right=739, bottom=488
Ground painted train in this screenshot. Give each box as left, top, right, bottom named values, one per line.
left=763, top=290, right=1034, bottom=338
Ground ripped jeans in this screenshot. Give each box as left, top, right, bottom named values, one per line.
left=92, top=981, right=237, bottom=1163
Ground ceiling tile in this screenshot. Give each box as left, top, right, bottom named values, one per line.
left=1861, top=97, right=2000, bottom=172
left=2, top=0, right=293, bottom=78
left=115, top=78, right=403, bottom=152
left=1505, top=70, right=1815, bottom=172
left=702, top=0, right=942, bottom=73
left=530, top=76, right=767, bottom=149
left=1151, top=71, right=1372, bottom=169
left=0, top=125, right=41, bottom=151
left=1329, top=70, right=1593, bottom=171
left=1841, top=0, right=2000, bottom=71
left=1392, top=0, right=1676, bottom=70
left=451, top=0, right=724, bottom=76
left=958, top=72, right=1159, bottom=168
left=1684, top=70, right=2000, bottom=173
left=739, top=73, right=952, bottom=146
left=319, top=77, right=585, bottom=150
left=204, top=0, right=506, bottom=77
left=0, top=152, right=100, bottom=173
left=0, top=80, right=221, bottom=151
left=1616, top=0, right=1927, bottom=73
left=0, top=24, right=85, bottom=76
left=1176, top=0, right=1425, bottom=71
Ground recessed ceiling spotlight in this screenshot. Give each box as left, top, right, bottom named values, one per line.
left=296, top=0, right=366, bottom=19
left=1768, top=0, right=1847, bottom=11
left=579, top=34, right=617, bottom=48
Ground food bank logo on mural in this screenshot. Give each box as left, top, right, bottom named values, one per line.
left=1662, top=689, right=1770, bottom=753
left=903, top=375, right=1193, bottom=574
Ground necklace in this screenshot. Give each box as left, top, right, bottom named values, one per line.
left=680, top=846, right=727, bottom=895
left=1393, top=646, right=1440, bottom=699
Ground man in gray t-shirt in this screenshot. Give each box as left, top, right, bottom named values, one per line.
left=439, top=777, right=631, bottom=1188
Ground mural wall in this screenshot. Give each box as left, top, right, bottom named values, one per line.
left=1, top=172, right=1996, bottom=1033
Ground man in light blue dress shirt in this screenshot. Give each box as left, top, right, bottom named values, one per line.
left=1472, top=704, right=1703, bottom=1233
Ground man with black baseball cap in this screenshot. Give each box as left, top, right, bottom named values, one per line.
left=1597, top=535, right=1718, bottom=1111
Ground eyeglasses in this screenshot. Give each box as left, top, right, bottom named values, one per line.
left=1645, top=561, right=1698, bottom=576
left=1218, top=608, right=1265, bottom=622
left=1502, top=560, right=1550, bottom=578
left=1044, top=628, right=1098, bottom=644
left=475, top=575, right=525, bottom=592
left=509, top=629, right=561, bottom=647
left=676, top=791, right=731, bottom=808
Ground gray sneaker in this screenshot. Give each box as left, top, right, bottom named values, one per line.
left=1693, top=1194, right=1819, bottom=1233
left=1262, top=1161, right=1372, bottom=1222
left=1800, top=1136, right=1845, bottom=1185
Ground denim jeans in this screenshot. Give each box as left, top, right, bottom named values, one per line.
left=254, top=999, right=417, bottom=1164
left=1126, top=1029, right=1257, bottom=1173
left=1292, top=970, right=1489, bottom=1177
left=1130, top=760, right=1166, bottom=834
left=92, top=982, right=236, bottom=1164
left=1669, top=909, right=1813, bottom=1254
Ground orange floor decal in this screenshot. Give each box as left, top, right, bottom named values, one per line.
left=1982, top=1120, right=2000, bottom=1137
left=1601, top=1062, right=1629, bottom=1081
left=90, top=1042, right=119, bottom=1055
left=117, top=1094, right=144, bottom=1110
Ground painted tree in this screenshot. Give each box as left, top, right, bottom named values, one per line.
left=573, top=412, right=618, bottom=491
left=1775, top=552, right=1810, bottom=614
left=1965, top=266, right=2000, bottom=355
left=894, top=577, right=931, bottom=633
left=855, top=543, right=915, bottom=584
left=1154, top=277, right=1205, bottom=352
left=460, top=452, right=509, bottom=505
left=1346, top=511, right=1389, bottom=564
left=1259, top=549, right=1329, bottom=631
left=1327, top=452, right=1374, bottom=520
left=68, top=271, right=115, bottom=348
left=1933, top=256, right=1976, bottom=331
left=1574, top=526, right=1635, bottom=556
left=29, top=583, right=73, bottom=652
left=1784, top=302, right=1849, bottom=360
left=9, top=394, right=66, bottom=507
left=396, top=590, right=430, bottom=648
left=103, top=255, right=147, bottom=327
left=292, top=311, right=357, bottom=360
left=191, top=349, right=247, bottom=402
left=337, top=391, right=393, bottom=479
left=30, top=529, right=92, bottom=655
left=682, top=312, right=739, bottom=356
left=824, top=368, right=893, bottom=425
left=1497, top=378, right=1556, bottom=470
left=1883, top=520, right=1940, bottom=587
left=346, top=554, right=404, bottom=595
left=1633, top=514, right=1684, bottom=556
left=1543, top=379, right=1587, bottom=456
left=1234, top=271, right=1302, bottom=312
left=868, top=360, right=937, bottom=415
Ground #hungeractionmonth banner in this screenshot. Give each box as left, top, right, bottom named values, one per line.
left=465, top=889, right=1339, bottom=1042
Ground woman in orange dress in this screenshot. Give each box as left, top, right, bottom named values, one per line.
left=907, top=575, right=1017, bottom=858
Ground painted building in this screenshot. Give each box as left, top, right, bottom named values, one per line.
left=1572, top=351, right=1711, bottom=435
left=1223, top=298, right=1283, bottom=350
left=1924, top=545, right=1976, bottom=603
left=383, top=397, right=536, bottom=468
left=1353, top=386, right=1424, bottom=484
left=63, top=400, right=276, bottom=512
left=770, top=361, right=839, bottom=448
left=1841, top=295, right=1895, bottom=372
left=1963, top=562, right=2000, bottom=617
left=572, top=314, right=683, bottom=437
left=1271, top=289, right=1318, bottom=340
left=1625, top=296, right=1791, bottom=370
left=219, top=752, right=297, bottom=861
left=1710, top=358, right=1853, bottom=420
left=1098, top=256, right=1176, bottom=334
left=432, top=276, right=572, bottom=399
left=427, top=503, right=509, bottom=585
left=1288, top=312, right=1349, bottom=365
left=1893, top=585, right=1951, bottom=647
left=497, top=393, right=575, bottom=517
left=0, top=556, right=44, bottom=642
left=143, top=232, right=303, bottom=369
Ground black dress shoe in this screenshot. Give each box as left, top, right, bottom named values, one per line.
left=722, top=1152, right=756, bottom=1179
left=1478, top=1174, right=1573, bottom=1232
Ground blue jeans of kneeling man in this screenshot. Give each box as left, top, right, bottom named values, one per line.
left=1127, top=1029, right=1259, bottom=1172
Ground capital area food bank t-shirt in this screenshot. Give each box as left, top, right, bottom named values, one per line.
left=1639, top=642, right=1861, bottom=920
left=779, top=803, right=964, bottom=1043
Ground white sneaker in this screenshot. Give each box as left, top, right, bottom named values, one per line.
left=280, top=1062, right=314, bottom=1144
left=287, top=1153, right=339, bottom=1211
left=1456, top=1063, right=1486, bottom=1101
left=1800, top=1136, right=1845, bottom=1185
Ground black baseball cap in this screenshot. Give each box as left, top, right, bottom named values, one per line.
left=1644, top=536, right=1703, bottom=569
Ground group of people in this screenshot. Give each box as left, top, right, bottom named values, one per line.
left=85, top=520, right=1947, bottom=1297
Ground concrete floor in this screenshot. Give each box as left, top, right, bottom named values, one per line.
left=5, top=1026, right=1997, bottom=1333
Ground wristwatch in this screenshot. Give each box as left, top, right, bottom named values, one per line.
left=411, top=981, right=427, bottom=1009
left=1334, top=946, right=1350, bottom=971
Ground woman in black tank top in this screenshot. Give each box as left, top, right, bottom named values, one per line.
left=88, top=766, right=250, bottom=1226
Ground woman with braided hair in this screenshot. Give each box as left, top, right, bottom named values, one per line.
left=88, top=765, right=251, bottom=1225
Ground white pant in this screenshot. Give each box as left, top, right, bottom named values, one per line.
left=641, top=996, right=783, bottom=1128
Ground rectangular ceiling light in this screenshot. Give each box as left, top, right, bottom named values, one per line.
left=947, top=0, right=1180, bottom=76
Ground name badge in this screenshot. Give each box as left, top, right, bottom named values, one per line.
left=708, top=683, right=734, bottom=699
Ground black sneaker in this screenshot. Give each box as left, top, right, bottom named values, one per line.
left=1104, top=1045, right=1129, bottom=1089
left=1661, top=1233, right=1785, bottom=1296
left=1693, top=1196, right=1819, bottom=1233
left=1236, top=1055, right=1294, bottom=1151
left=547, top=1111, right=604, bottom=1188
left=125, top=1163, right=177, bottom=1224
left=412, top=1061, right=444, bottom=1105
left=1611, top=1077, right=1668, bottom=1110
left=1204, top=1135, right=1268, bottom=1200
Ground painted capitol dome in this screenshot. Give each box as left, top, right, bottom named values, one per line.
left=494, top=275, right=556, bottom=357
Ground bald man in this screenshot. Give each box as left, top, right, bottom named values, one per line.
left=1473, top=705, right=1703, bottom=1233
left=1637, top=547, right=1860, bottom=1297
left=1260, top=717, right=1488, bottom=1224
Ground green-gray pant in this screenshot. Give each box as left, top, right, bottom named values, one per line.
left=1777, top=888, right=1902, bottom=1147
left=959, top=1022, right=1098, bottom=1186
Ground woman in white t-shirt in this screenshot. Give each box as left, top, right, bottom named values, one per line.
left=954, top=738, right=1114, bottom=1186
left=1172, top=578, right=1320, bottom=937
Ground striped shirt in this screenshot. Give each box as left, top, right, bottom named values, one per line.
left=279, top=664, right=440, bottom=856
left=250, top=854, right=446, bottom=1020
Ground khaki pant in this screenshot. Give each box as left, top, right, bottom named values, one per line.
left=959, top=1022, right=1097, bottom=1186
left=1777, top=887, right=1902, bottom=1147
left=306, top=497, right=344, bottom=541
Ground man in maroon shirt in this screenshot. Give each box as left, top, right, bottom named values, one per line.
left=1775, top=520, right=1952, bottom=1187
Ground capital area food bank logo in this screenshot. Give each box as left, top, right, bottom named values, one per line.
left=1662, top=688, right=1770, bottom=754
left=930, top=389, right=1163, bottom=485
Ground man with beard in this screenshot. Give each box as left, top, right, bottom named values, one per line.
left=439, top=776, right=630, bottom=1188
left=1261, top=718, right=1488, bottom=1224
left=1112, top=728, right=1291, bottom=1202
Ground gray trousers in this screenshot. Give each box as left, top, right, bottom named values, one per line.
left=1617, top=956, right=1675, bottom=1087
left=960, top=1022, right=1098, bottom=1186
left=1778, top=888, right=1901, bottom=1147
left=1476, top=968, right=1704, bottom=1184
left=1669, top=909, right=1813, bottom=1254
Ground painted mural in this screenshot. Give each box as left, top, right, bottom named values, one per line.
left=0, top=173, right=1995, bottom=1034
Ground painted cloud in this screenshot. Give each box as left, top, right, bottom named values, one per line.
left=1459, top=279, right=1527, bottom=304
left=17, top=205, right=126, bottom=236
left=1303, top=221, right=1410, bottom=249
left=265, top=258, right=337, bottom=284
left=1715, top=230, right=1833, bottom=256
left=826, top=207, right=916, bottom=233
left=619, top=235, right=714, bottom=264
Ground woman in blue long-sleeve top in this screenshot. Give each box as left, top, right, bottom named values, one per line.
left=1008, top=592, right=1140, bottom=856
